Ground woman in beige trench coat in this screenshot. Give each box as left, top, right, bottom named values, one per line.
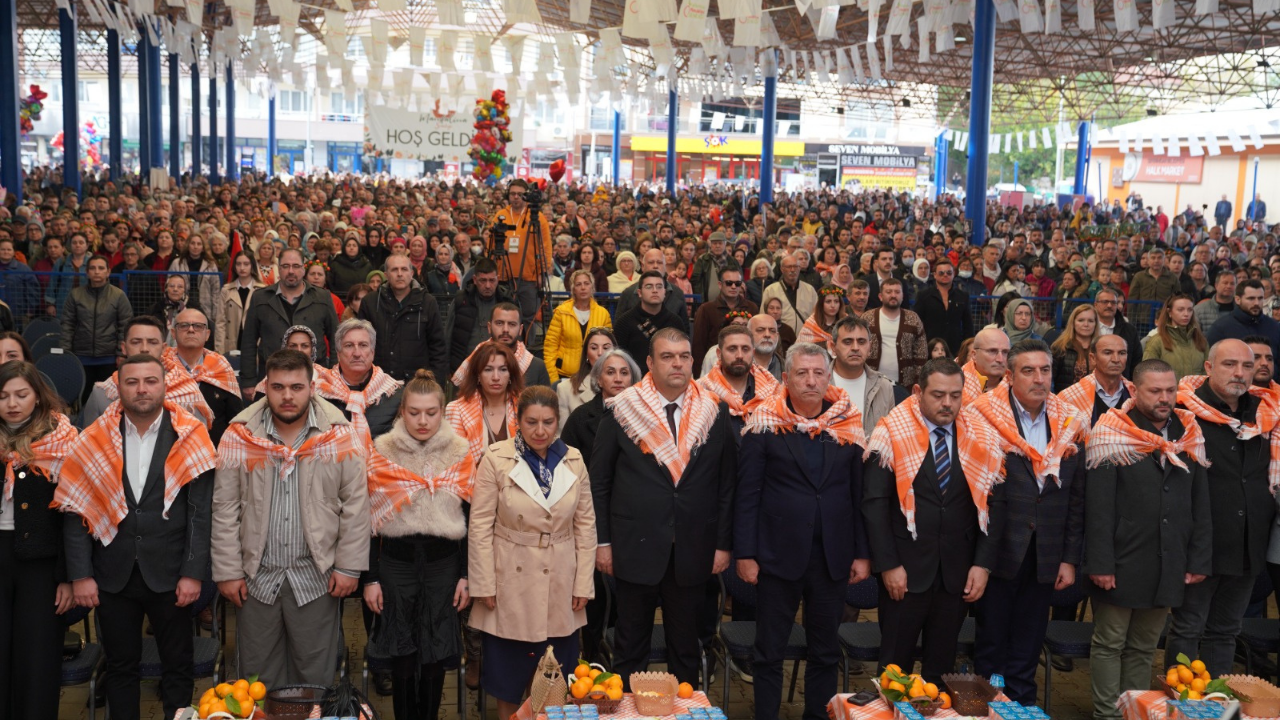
left=468, top=386, right=597, bottom=719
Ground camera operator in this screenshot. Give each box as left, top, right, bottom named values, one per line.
left=489, top=178, right=553, bottom=325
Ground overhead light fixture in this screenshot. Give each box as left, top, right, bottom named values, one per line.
left=955, top=35, right=967, bottom=42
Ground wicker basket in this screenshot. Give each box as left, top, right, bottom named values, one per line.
left=940, top=674, right=999, bottom=716
left=263, top=684, right=328, bottom=720
left=630, top=672, right=679, bottom=716
left=1222, top=675, right=1280, bottom=717
left=566, top=690, right=623, bottom=714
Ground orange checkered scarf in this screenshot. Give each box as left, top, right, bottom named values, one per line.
left=96, top=360, right=214, bottom=427
left=162, top=347, right=241, bottom=396
left=698, top=363, right=779, bottom=417
left=53, top=401, right=217, bottom=545
left=604, top=374, right=721, bottom=485
left=445, top=392, right=518, bottom=469
left=798, top=317, right=833, bottom=346
left=743, top=384, right=866, bottom=447
left=1177, top=374, right=1280, bottom=493
left=367, top=440, right=476, bottom=530
left=450, top=342, right=535, bottom=386
left=1086, top=399, right=1209, bottom=472
left=4, top=412, right=77, bottom=500
left=314, top=364, right=403, bottom=441
left=217, top=411, right=364, bottom=482
left=864, top=395, right=1005, bottom=539
left=968, top=384, right=1088, bottom=489
left=1057, top=374, right=1135, bottom=423
left=961, top=360, right=1000, bottom=404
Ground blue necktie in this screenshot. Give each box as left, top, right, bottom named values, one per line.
left=933, top=427, right=950, bottom=492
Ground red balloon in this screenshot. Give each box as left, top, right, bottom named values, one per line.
left=548, top=159, right=566, bottom=183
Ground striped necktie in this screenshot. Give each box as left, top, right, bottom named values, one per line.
left=933, top=427, right=950, bottom=492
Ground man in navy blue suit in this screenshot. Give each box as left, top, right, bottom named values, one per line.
left=735, top=342, right=871, bottom=720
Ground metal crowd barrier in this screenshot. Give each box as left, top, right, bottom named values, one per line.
left=967, top=295, right=1164, bottom=337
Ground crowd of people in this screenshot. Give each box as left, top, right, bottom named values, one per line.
left=0, top=165, right=1278, bottom=720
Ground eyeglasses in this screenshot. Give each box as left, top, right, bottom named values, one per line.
left=175, top=322, right=208, bottom=331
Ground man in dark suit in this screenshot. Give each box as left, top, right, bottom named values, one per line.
left=862, top=358, right=1007, bottom=681
left=56, top=354, right=217, bottom=720
left=591, top=328, right=738, bottom=689
left=736, top=342, right=871, bottom=720
left=966, top=339, right=1088, bottom=704
left=1084, top=359, right=1212, bottom=720
left=913, top=258, right=974, bottom=356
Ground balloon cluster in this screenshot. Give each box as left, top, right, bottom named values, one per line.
left=470, top=89, right=512, bottom=186
left=50, top=121, right=104, bottom=168
left=19, top=85, right=47, bottom=138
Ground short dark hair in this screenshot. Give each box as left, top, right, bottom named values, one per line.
left=87, top=254, right=110, bottom=269
left=849, top=279, right=870, bottom=291
left=1238, top=279, right=1265, bottom=297
left=918, top=358, right=963, bottom=390
left=488, top=302, right=521, bottom=322
left=1243, top=335, right=1272, bottom=347
left=265, top=348, right=314, bottom=381
left=118, top=353, right=165, bottom=375
left=124, top=315, right=167, bottom=340
left=831, top=315, right=869, bottom=339
left=638, top=270, right=665, bottom=285
left=1132, top=358, right=1175, bottom=386
left=718, top=264, right=743, bottom=281
left=1008, top=338, right=1052, bottom=370
left=880, top=277, right=903, bottom=290
left=875, top=248, right=895, bottom=262
left=473, top=258, right=499, bottom=276
left=649, top=327, right=690, bottom=357
left=717, top=324, right=752, bottom=346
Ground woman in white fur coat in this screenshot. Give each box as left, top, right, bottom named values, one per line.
left=364, top=369, right=474, bottom=720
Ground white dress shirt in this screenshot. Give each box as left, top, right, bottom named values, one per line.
left=1010, top=394, right=1049, bottom=489
left=124, top=415, right=162, bottom=502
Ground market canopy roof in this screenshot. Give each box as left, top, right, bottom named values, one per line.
left=13, top=0, right=1280, bottom=128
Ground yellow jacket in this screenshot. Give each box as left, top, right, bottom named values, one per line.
left=543, top=298, right=612, bottom=382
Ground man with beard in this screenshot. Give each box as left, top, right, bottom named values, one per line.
left=691, top=266, right=758, bottom=377
left=1085, top=359, right=1211, bottom=720
left=1167, top=340, right=1278, bottom=676
left=697, top=325, right=779, bottom=436
left=848, top=280, right=871, bottom=316
left=450, top=302, right=551, bottom=388
left=83, top=315, right=214, bottom=427
left=164, top=308, right=244, bottom=444
left=56, top=354, right=217, bottom=720
left=239, top=248, right=339, bottom=398
left=861, top=279, right=929, bottom=389
left=828, top=316, right=901, bottom=434
left=213, top=349, right=369, bottom=687
left=749, top=313, right=784, bottom=381
left=488, top=179, right=551, bottom=325
left=1245, top=335, right=1276, bottom=387
left=914, top=259, right=974, bottom=355
left=1208, top=280, right=1280, bottom=366
left=1057, top=335, right=1134, bottom=426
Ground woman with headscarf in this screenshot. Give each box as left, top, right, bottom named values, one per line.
left=1001, top=298, right=1041, bottom=344
left=606, top=251, right=639, bottom=293
left=908, top=258, right=931, bottom=304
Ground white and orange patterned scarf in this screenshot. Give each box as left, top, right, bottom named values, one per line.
left=698, top=363, right=779, bottom=417
left=4, top=412, right=77, bottom=499
left=604, top=374, right=720, bottom=485
left=1086, top=399, right=1210, bottom=472
left=1057, top=374, right=1135, bottom=423
left=961, top=359, right=1000, bottom=404
left=450, top=341, right=535, bottom=386
left=798, top=317, right=834, bottom=347
left=967, top=384, right=1088, bottom=489
left=314, top=364, right=403, bottom=441
left=367, top=444, right=476, bottom=530
left=1177, top=374, right=1280, bottom=493
left=163, top=347, right=241, bottom=396
left=446, top=392, right=518, bottom=469
left=864, top=395, right=1005, bottom=539
left=217, top=412, right=364, bottom=482
left=97, top=358, right=214, bottom=427
left=743, top=384, right=866, bottom=447
left=53, top=401, right=217, bottom=545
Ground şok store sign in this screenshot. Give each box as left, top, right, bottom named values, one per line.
left=808, top=144, right=927, bottom=190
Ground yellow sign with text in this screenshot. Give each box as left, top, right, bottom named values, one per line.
left=841, top=167, right=918, bottom=189
left=631, top=136, right=805, bottom=156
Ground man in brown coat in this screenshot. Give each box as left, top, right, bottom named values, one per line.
left=860, top=278, right=929, bottom=388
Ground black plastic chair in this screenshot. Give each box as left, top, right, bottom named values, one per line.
left=837, top=577, right=880, bottom=693
left=1239, top=618, right=1280, bottom=682
left=61, top=605, right=105, bottom=720
left=712, top=571, right=807, bottom=711
left=1041, top=580, right=1094, bottom=712
left=29, top=332, right=61, bottom=359
left=35, top=351, right=85, bottom=410
left=22, top=315, right=61, bottom=344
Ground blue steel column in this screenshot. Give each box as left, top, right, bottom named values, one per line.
left=964, top=0, right=996, bottom=246
left=760, top=60, right=777, bottom=205
left=1013, top=160, right=1019, bottom=188
left=268, top=94, right=277, bottom=174
left=191, top=62, right=201, bottom=177
left=665, top=80, right=677, bottom=194
left=138, top=29, right=151, bottom=175
left=168, top=53, right=180, bottom=179
left=225, top=61, right=236, bottom=180
left=1251, top=158, right=1261, bottom=222
left=59, top=4, right=81, bottom=196
left=208, top=73, right=219, bottom=184
left=934, top=133, right=944, bottom=199
left=0, top=0, right=19, bottom=202
left=611, top=110, right=621, bottom=187
left=107, top=30, right=122, bottom=181
left=147, top=32, right=162, bottom=171
left=1073, top=121, right=1089, bottom=194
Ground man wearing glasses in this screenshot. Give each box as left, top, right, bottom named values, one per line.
left=1093, top=288, right=1142, bottom=379
left=164, top=308, right=244, bottom=444
left=238, top=248, right=339, bottom=400
left=914, top=258, right=974, bottom=357
left=691, top=266, right=758, bottom=378
left=488, top=178, right=553, bottom=325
